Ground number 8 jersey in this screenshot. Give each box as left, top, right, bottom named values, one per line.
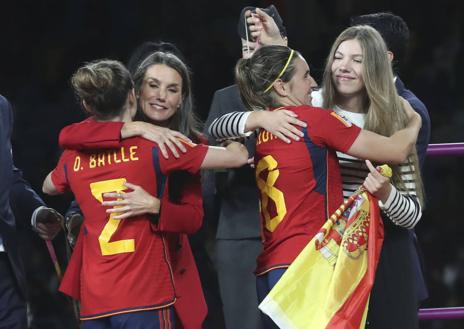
left=51, top=136, right=208, bottom=320
left=254, top=105, right=361, bottom=275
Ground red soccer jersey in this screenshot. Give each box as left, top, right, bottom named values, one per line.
left=51, top=136, right=208, bottom=320
left=254, top=105, right=361, bottom=274
left=58, top=119, right=208, bottom=326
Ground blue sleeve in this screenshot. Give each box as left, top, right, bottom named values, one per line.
left=404, top=93, right=431, bottom=169
left=9, top=166, right=45, bottom=229
left=0, top=95, right=14, bottom=224
left=0, top=96, right=47, bottom=229
left=414, top=102, right=431, bottom=169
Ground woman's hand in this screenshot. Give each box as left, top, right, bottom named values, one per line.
left=363, top=160, right=392, bottom=203
left=121, top=121, right=192, bottom=159
left=249, top=110, right=306, bottom=143
left=246, top=8, right=287, bottom=46
left=32, top=206, right=64, bottom=240
left=102, top=182, right=161, bottom=220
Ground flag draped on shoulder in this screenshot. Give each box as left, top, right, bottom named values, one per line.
left=259, top=168, right=388, bottom=329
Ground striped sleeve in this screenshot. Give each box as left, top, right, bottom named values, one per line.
left=208, top=111, right=252, bottom=141
left=338, top=152, right=422, bottom=229
left=379, top=162, right=422, bottom=229
left=380, top=186, right=422, bottom=229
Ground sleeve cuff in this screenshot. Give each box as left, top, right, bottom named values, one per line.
left=31, top=206, right=43, bottom=228
left=378, top=184, right=397, bottom=209
left=238, top=111, right=253, bottom=137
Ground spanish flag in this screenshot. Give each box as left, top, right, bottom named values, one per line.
left=259, top=187, right=385, bottom=329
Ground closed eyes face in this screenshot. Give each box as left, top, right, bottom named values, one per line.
left=286, top=55, right=318, bottom=106
left=331, top=38, right=365, bottom=98
left=139, top=64, right=183, bottom=125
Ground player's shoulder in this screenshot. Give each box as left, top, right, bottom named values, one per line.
left=58, top=148, right=80, bottom=165
left=291, top=104, right=331, bottom=119
left=121, top=136, right=156, bottom=147
left=292, top=105, right=356, bottom=131
left=118, top=136, right=159, bottom=158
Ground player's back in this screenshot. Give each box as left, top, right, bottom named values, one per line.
left=254, top=105, right=348, bottom=274
left=61, top=137, right=175, bottom=319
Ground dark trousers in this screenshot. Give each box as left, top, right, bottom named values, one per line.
left=256, top=268, right=286, bottom=329
left=216, top=238, right=263, bottom=329
left=0, top=253, right=27, bottom=329
left=366, top=227, right=419, bottom=329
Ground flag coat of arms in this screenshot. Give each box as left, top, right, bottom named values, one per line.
left=259, top=190, right=384, bottom=329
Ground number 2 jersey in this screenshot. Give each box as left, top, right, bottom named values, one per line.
left=254, top=105, right=361, bottom=275
left=51, top=136, right=208, bottom=320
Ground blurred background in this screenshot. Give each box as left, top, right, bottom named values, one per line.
left=1, top=0, right=463, bottom=328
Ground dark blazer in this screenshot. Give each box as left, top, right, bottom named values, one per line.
left=0, top=96, right=14, bottom=228
left=0, top=95, right=44, bottom=298
left=0, top=95, right=25, bottom=297
left=395, top=77, right=431, bottom=303
left=204, top=85, right=260, bottom=239
left=395, top=77, right=431, bottom=169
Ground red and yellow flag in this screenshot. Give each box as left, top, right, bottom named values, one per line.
left=259, top=188, right=384, bottom=329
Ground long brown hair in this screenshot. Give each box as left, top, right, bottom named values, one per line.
left=322, top=25, right=424, bottom=204
left=133, top=51, right=202, bottom=143
left=235, top=45, right=300, bottom=111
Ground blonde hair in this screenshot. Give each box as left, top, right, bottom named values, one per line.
left=322, top=25, right=424, bottom=204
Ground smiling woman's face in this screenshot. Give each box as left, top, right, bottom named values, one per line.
left=139, top=64, right=183, bottom=124
left=331, top=38, right=365, bottom=98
